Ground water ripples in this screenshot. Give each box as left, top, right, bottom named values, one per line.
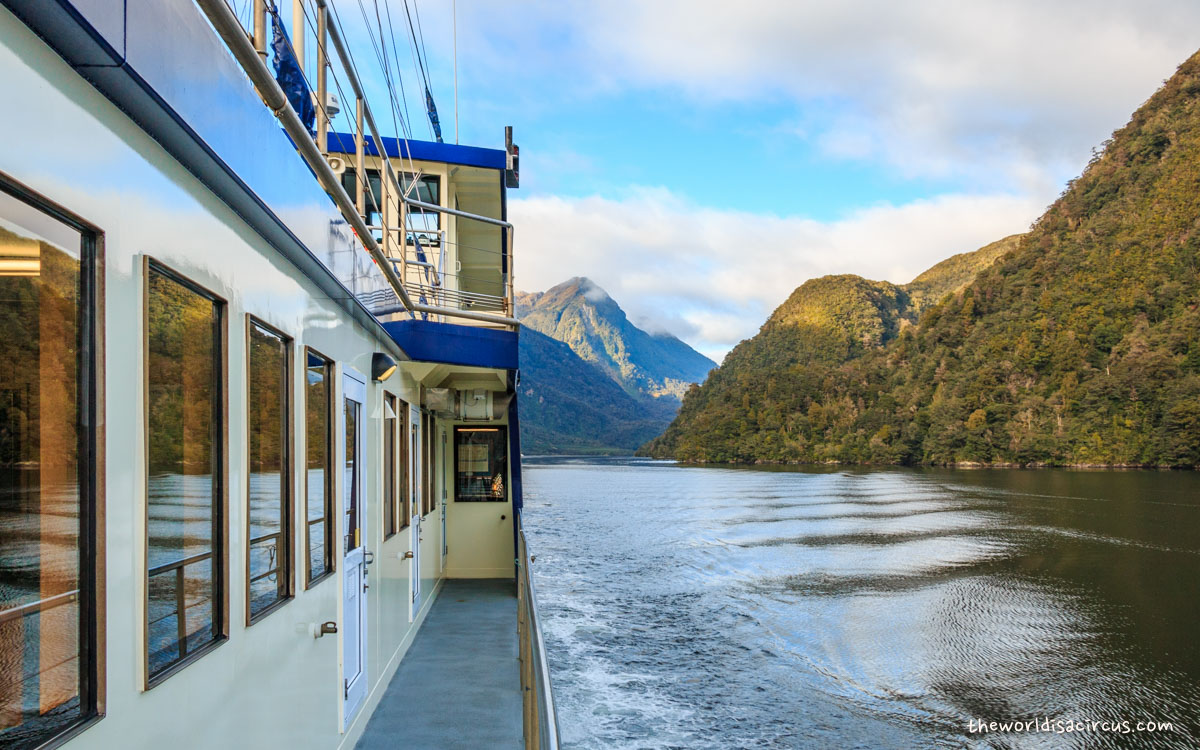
left=524, top=460, right=1200, bottom=749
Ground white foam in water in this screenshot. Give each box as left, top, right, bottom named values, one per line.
left=521, top=459, right=1200, bottom=749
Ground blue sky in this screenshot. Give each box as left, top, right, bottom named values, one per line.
left=326, top=1, right=1200, bottom=360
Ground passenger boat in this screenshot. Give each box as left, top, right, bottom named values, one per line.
left=0, top=1, right=557, bottom=747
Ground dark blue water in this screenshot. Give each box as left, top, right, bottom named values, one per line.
left=522, top=459, right=1200, bottom=749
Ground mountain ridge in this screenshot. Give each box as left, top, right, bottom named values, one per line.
left=517, top=277, right=716, bottom=403
left=641, top=49, right=1200, bottom=467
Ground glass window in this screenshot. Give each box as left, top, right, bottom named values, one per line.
left=0, top=179, right=98, bottom=746
left=383, top=394, right=397, bottom=538
left=145, top=262, right=224, bottom=683
left=344, top=397, right=360, bottom=553
left=247, top=320, right=291, bottom=621
left=454, top=427, right=508, bottom=502
left=304, top=350, right=333, bottom=587
left=422, top=413, right=434, bottom=516
left=399, top=404, right=410, bottom=531
left=402, top=174, right=440, bottom=248
left=339, top=168, right=383, bottom=237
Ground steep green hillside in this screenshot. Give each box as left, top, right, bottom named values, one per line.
left=517, top=277, right=716, bottom=403
left=643, top=51, right=1200, bottom=468
left=518, top=327, right=675, bottom=454
left=905, top=234, right=1022, bottom=311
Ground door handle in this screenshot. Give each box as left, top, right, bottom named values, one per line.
left=364, top=551, right=376, bottom=565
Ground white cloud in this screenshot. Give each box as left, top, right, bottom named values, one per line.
left=454, top=0, right=1200, bottom=192
left=512, top=188, right=1042, bottom=361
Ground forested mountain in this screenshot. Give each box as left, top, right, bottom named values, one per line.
left=517, top=277, right=716, bottom=404
left=642, top=51, right=1200, bottom=467
left=518, top=327, right=676, bottom=454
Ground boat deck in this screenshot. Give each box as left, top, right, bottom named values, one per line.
left=355, top=579, right=523, bottom=750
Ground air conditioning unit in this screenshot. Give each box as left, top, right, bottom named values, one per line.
left=459, top=389, right=492, bottom=421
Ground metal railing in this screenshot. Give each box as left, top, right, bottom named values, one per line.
left=196, top=0, right=518, bottom=329
left=517, top=514, right=561, bottom=750
left=148, top=549, right=213, bottom=659
left=0, top=589, right=79, bottom=625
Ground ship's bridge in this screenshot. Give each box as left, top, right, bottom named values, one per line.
left=326, top=133, right=516, bottom=324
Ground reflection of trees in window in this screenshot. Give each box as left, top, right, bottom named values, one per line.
left=247, top=321, right=290, bottom=620
left=305, top=350, right=333, bottom=586
left=145, top=263, right=223, bottom=682
left=0, top=183, right=95, bottom=747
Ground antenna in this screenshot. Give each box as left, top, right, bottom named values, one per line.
left=453, top=0, right=459, bottom=144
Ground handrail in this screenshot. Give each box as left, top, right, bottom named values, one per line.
left=517, top=513, right=561, bottom=750
left=148, top=549, right=213, bottom=577
left=0, top=589, right=79, bottom=625
left=194, top=0, right=519, bottom=329
left=148, top=548, right=214, bottom=658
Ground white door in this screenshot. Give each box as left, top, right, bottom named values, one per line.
left=342, top=371, right=368, bottom=728
left=409, top=405, right=421, bottom=614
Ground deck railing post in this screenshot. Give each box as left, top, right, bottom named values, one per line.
left=315, top=2, right=328, bottom=155
left=175, top=566, right=188, bottom=657
left=355, top=98, right=365, bottom=216
left=381, top=157, right=391, bottom=262
left=252, top=0, right=267, bottom=64
left=292, top=0, right=305, bottom=70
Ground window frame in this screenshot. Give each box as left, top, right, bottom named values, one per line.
left=142, top=257, right=228, bottom=689
left=303, top=347, right=336, bottom=589
left=399, top=401, right=411, bottom=531
left=0, top=170, right=105, bottom=747
left=382, top=392, right=397, bottom=539
left=422, top=412, right=435, bottom=516
left=402, top=173, right=441, bottom=246
left=244, top=315, right=294, bottom=624
left=453, top=426, right=510, bottom=503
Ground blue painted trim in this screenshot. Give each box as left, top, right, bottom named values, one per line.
left=382, top=319, right=517, bottom=370
left=327, top=132, right=505, bottom=170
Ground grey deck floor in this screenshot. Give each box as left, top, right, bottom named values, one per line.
left=355, top=579, right=523, bottom=750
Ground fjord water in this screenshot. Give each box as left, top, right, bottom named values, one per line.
left=522, top=459, right=1200, bottom=749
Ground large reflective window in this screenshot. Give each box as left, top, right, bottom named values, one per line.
left=304, top=350, right=333, bottom=586
left=0, top=182, right=97, bottom=746
left=146, top=263, right=223, bottom=681
left=247, top=320, right=291, bottom=620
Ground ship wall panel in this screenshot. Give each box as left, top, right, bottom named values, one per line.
left=0, top=8, right=439, bottom=749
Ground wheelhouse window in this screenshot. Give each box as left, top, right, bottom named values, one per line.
left=337, top=169, right=439, bottom=248
left=339, top=169, right=383, bottom=241
left=454, top=427, right=508, bottom=502
left=401, top=174, right=440, bottom=248
left=0, top=178, right=99, bottom=746
left=246, top=319, right=292, bottom=621
left=383, top=394, right=408, bottom=538
left=304, top=350, right=334, bottom=587
left=145, top=261, right=225, bottom=684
